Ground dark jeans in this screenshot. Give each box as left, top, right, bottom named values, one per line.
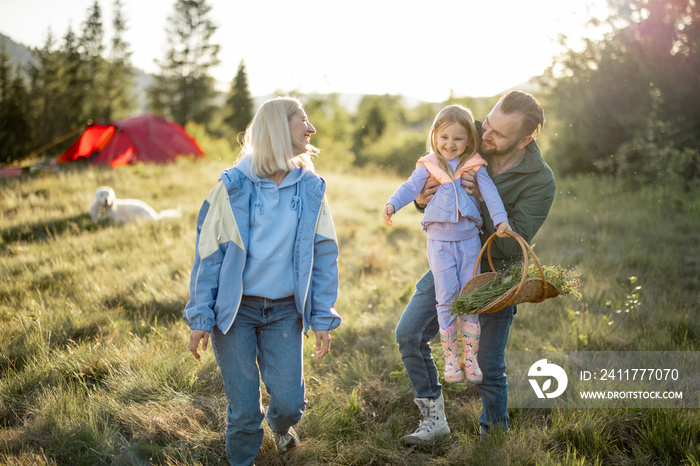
left=395, top=270, right=515, bottom=431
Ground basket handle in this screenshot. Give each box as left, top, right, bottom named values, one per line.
left=472, top=230, right=548, bottom=308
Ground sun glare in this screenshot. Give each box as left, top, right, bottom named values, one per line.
left=0, top=0, right=612, bottom=102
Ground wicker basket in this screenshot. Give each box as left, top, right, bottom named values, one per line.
left=458, top=230, right=560, bottom=314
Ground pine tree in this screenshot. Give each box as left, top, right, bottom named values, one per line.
left=105, top=0, right=136, bottom=120
left=80, top=1, right=109, bottom=121
left=28, top=32, right=59, bottom=148
left=28, top=30, right=87, bottom=151
left=148, top=0, right=220, bottom=127
left=80, top=1, right=104, bottom=65
left=224, top=60, right=253, bottom=144
left=0, top=46, right=32, bottom=164
left=62, top=27, right=90, bottom=130
left=0, top=45, right=7, bottom=97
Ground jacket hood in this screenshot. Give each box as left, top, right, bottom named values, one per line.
left=418, top=153, right=487, bottom=182
left=229, top=155, right=305, bottom=187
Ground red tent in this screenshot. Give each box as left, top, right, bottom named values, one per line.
left=59, top=115, right=205, bottom=166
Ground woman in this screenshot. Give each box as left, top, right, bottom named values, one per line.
left=184, top=97, right=341, bottom=465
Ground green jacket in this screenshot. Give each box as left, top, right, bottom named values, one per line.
left=476, top=121, right=556, bottom=272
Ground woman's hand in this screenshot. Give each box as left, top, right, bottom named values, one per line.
left=188, top=329, right=210, bottom=360
left=315, top=330, right=332, bottom=359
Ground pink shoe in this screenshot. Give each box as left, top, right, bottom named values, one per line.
left=440, top=324, right=463, bottom=383
left=460, top=320, right=483, bottom=382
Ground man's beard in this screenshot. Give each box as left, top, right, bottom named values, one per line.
left=479, top=138, right=520, bottom=157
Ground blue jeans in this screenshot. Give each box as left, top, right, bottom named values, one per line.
left=211, top=296, right=305, bottom=466
left=395, top=270, right=515, bottom=432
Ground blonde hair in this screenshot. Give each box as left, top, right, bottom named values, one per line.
left=498, top=90, right=545, bottom=138
left=241, top=97, right=317, bottom=178
left=427, top=105, right=479, bottom=178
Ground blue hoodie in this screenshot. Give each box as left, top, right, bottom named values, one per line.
left=183, top=156, right=341, bottom=334
left=242, top=159, right=303, bottom=299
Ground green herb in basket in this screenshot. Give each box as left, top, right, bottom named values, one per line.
left=535, top=264, right=582, bottom=300
left=450, top=264, right=581, bottom=316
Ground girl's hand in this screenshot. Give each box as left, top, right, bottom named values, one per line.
left=496, top=222, right=512, bottom=238
left=188, top=329, right=210, bottom=360
left=382, top=204, right=395, bottom=226
left=315, top=330, right=332, bottom=359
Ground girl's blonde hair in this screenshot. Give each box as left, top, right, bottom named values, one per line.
left=241, top=97, right=317, bottom=178
left=427, top=105, right=479, bottom=178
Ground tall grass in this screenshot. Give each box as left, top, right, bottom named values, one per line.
left=1, top=157, right=698, bottom=465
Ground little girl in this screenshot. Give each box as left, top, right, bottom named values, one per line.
left=382, top=104, right=511, bottom=383
left=185, top=97, right=341, bottom=464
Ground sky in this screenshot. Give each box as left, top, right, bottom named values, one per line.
left=0, top=0, right=612, bottom=103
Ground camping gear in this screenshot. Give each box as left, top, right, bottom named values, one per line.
left=457, top=231, right=561, bottom=314
left=59, top=115, right=204, bottom=167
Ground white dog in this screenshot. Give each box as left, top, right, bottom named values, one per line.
left=89, top=186, right=181, bottom=223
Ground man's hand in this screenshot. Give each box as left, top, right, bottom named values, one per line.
left=188, top=329, right=210, bottom=360
left=460, top=170, right=483, bottom=202
left=416, top=176, right=440, bottom=209
left=315, top=330, right=331, bottom=359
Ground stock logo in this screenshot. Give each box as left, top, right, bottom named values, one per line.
left=528, top=359, right=568, bottom=399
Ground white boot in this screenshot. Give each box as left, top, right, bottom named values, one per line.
left=401, top=393, right=450, bottom=445
left=272, top=426, right=299, bottom=452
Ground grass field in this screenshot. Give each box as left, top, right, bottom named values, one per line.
left=1, top=156, right=698, bottom=465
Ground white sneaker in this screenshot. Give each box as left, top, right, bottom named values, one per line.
left=273, top=426, right=299, bottom=452
left=401, top=394, right=450, bottom=445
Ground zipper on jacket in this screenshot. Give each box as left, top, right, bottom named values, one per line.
left=450, top=180, right=460, bottom=223
left=302, top=199, right=325, bottom=335
left=224, top=196, right=246, bottom=335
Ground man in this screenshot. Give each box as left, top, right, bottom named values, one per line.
left=396, top=90, right=556, bottom=444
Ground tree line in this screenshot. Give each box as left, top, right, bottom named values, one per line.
left=1, top=0, right=698, bottom=192
left=541, top=0, right=699, bottom=190
left=0, top=0, right=136, bottom=164
left=0, top=0, right=253, bottom=165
